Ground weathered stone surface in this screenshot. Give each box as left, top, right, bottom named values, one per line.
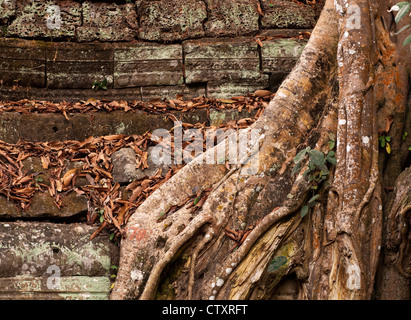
left=25, top=192, right=88, bottom=218
left=77, top=2, right=138, bottom=42
left=0, top=195, right=19, bottom=217
left=209, top=108, right=259, bottom=126
left=0, top=0, right=16, bottom=21
left=0, top=221, right=118, bottom=299
left=0, top=109, right=211, bottom=143
left=260, top=0, right=316, bottom=29
left=0, top=221, right=118, bottom=277
left=0, top=276, right=110, bottom=300
left=112, top=146, right=171, bottom=184
left=46, top=42, right=114, bottom=89
left=111, top=148, right=139, bottom=184
left=184, top=38, right=261, bottom=84
left=261, top=38, right=306, bottom=73
left=7, top=0, right=82, bottom=39
left=0, top=86, right=143, bottom=102
left=0, top=191, right=87, bottom=219
left=137, top=0, right=207, bottom=41
left=114, top=43, right=183, bottom=88
left=207, top=75, right=270, bottom=99
left=140, top=84, right=206, bottom=102
left=204, top=0, right=260, bottom=37
left=0, top=38, right=46, bottom=87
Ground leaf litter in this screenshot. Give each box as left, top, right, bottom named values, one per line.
left=0, top=92, right=272, bottom=241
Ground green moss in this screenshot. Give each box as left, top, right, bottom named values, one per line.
left=155, top=253, right=189, bottom=300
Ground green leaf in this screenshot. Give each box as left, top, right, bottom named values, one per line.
left=328, top=133, right=336, bottom=142
left=301, top=205, right=309, bottom=217
left=194, top=197, right=200, bottom=206
left=402, top=132, right=408, bottom=141
left=308, top=201, right=318, bottom=208
left=395, top=24, right=410, bottom=35
left=308, top=149, right=326, bottom=167
left=267, top=256, right=287, bottom=272
left=294, top=147, right=309, bottom=164
left=110, top=274, right=117, bottom=278
left=408, top=146, right=411, bottom=150
left=326, top=154, right=337, bottom=165
left=109, top=233, right=114, bottom=241
left=308, top=194, right=320, bottom=203
left=99, top=215, right=104, bottom=223
left=110, top=265, right=118, bottom=270
left=395, top=2, right=410, bottom=24
left=291, top=162, right=301, bottom=176
left=385, top=136, right=391, bottom=142
left=404, top=34, right=411, bottom=46
left=328, top=140, right=335, bottom=150
left=379, top=136, right=386, bottom=148
left=308, top=161, right=315, bottom=172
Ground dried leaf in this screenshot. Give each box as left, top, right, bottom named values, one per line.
left=62, top=168, right=79, bottom=188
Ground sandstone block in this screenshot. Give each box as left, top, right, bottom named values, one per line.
left=0, top=0, right=16, bottom=21
left=0, top=38, right=46, bottom=87
left=261, top=38, right=306, bottom=73
left=260, top=0, right=316, bottom=29
left=137, top=0, right=207, bottom=41
left=206, top=75, right=270, bottom=99
left=111, top=147, right=172, bottom=184
left=46, top=42, right=114, bottom=89
left=204, top=0, right=260, bottom=37
left=77, top=2, right=138, bottom=42
left=7, top=0, right=81, bottom=39
left=114, top=43, right=183, bottom=88
left=184, top=38, right=261, bottom=84
left=0, top=221, right=118, bottom=299
left=140, top=84, right=206, bottom=102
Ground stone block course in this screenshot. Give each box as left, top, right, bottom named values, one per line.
left=114, top=43, right=183, bottom=88
left=140, top=84, right=206, bottom=102
left=183, top=37, right=261, bottom=84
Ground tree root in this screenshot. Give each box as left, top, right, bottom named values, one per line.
left=188, top=225, right=215, bottom=299
left=140, top=214, right=214, bottom=300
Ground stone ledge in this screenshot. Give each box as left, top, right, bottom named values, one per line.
left=0, top=276, right=111, bottom=300
left=0, top=221, right=118, bottom=278
left=0, top=104, right=260, bottom=143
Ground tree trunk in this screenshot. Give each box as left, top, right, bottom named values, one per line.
left=111, top=0, right=411, bottom=300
